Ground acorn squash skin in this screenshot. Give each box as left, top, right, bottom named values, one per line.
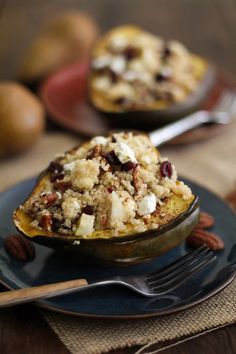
left=89, top=25, right=216, bottom=127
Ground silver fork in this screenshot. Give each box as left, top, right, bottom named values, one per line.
left=149, top=89, right=236, bottom=146
left=0, top=245, right=216, bottom=307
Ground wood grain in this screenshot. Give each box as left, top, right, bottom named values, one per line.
left=0, top=279, right=88, bottom=307
left=0, top=1, right=236, bottom=353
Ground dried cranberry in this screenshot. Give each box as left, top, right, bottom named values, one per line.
left=48, top=161, right=63, bottom=173
left=82, top=205, right=94, bottom=215
left=162, top=46, right=171, bottom=60
left=114, top=96, right=130, bottom=106
left=121, top=161, right=138, bottom=171
left=109, top=70, right=118, bottom=83
left=160, top=161, right=173, bottom=178
left=104, top=151, right=121, bottom=165
left=107, top=187, right=113, bottom=193
left=50, top=172, right=64, bottom=183
left=123, top=46, right=140, bottom=60
left=155, top=73, right=169, bottom=82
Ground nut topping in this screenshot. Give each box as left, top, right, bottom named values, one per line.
left=4, top=234, right=35, bottom=262
left=197, top=212, right=215, bottom=229
left=186, top=228, right=224, bottom=251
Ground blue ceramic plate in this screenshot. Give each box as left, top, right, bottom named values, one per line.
left=0, top=177, right=235, bottom=319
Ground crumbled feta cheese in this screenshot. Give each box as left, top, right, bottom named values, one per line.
left=122, top=70, right=139, bottom=81
left=110, top=56, right=126, bottom=74
left=71, top=159, right=100, bottom=190
left=109, top=83, right=134, bottom=100
left=109, top=33, right=129, bottom=50
left=91, top=136, right=108, bottom=146
left=128, top=59, right=144, bottom=72
left=111, top=191, right=125, bottom=221
left=138, top=194, right=157, bottom=216
left=91, top=55, right=111, bottom=69
left=64, top=161, right=76, bottom=172
left=169, top=40, right=189, bottom=56
left=140, top=152, right=158, bottom=165
left=142, top=48, right=160, bottom=72
left=92, top=76, right=111, bottom=92
left=76, top=213, right=95, bottom=236
left=114, top=141, right=137, bottom=164
left=62, top=197, right=81, bottom=219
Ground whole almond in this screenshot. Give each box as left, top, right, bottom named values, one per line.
left=197, top=212, right=215, bottom=229
left=186, top=228, right=224, bottom=251
left=4, top=234, right=35, bottom=261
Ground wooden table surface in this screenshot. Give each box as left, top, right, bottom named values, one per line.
left=0, top=0, right=236, bottom=353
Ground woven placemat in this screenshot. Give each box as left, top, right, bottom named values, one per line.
left=42, top=277, right=236, bottom=354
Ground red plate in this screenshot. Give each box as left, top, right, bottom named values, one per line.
left=40, top=60, right=235, bottom=143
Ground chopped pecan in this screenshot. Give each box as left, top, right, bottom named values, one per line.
left=186, top=228, right=224, bottom=251
left=42, top=192, right=58, bottom=207
left=54, top=181, right=72, bottom=192
left=4, top=234, right=35, bottom=262
left=87, top=145, right=102, bottom=159
left=39, top=213, right=53, bottom=231
left=197, top=212, right=215, bottom=229
left=132, top=165, right=141, bottom=192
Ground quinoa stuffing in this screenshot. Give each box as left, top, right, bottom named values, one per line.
left=21, top=132, right=193, bottom=238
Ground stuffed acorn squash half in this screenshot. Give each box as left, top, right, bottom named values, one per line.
left=14, top=132, right=199, bottom=265
left=89, top=25, right=215, bottom=126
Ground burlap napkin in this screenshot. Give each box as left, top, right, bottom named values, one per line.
left=0, top=119, right=236, bottom=354
left=42, top=278, right=236, bottom=354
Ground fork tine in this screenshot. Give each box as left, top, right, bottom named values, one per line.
left=147, top=248, right=213, bottom=286
left=149, top=252, right=216, bottom=294
left=145, top=245, right=208, bottom=281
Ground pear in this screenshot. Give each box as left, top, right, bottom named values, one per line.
left=18, top=11, right=99, bottom=83
left=0, top=82, right=45, bottom=157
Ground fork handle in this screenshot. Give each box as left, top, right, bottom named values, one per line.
left=0, top=278, right=88, bottom=307
left=149, top=110, right=208, bottom=146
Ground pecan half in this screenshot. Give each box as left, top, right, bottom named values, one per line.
left=197, top=212, right=215, bottom=229
left=186, top=228, right=224, bottom=251
left=225, top=189, right=236, bottom=212
left=4, top=234, right=35, bottom=262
